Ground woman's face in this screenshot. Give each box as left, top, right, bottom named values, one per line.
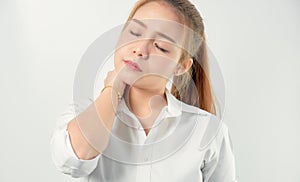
left=114, top=2, right=187, bottom=91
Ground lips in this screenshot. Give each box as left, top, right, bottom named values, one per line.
left=123, top=60, right=143, bottom=72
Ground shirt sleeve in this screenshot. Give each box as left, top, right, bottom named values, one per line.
left=50, top=99, right=101, bottom=178
left=201, top=122, right=238, bottom=182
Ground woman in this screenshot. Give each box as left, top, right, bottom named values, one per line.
left=50, top=0, right=237, bottom=181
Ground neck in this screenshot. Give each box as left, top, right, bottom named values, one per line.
left=125, top=86, right=168, bottom=119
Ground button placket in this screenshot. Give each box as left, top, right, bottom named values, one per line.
left=136, top=146, right=153, bottom=182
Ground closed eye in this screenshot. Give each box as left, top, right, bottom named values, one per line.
left=129, top=30, right=141, bottom=37
left=154, top=43, right=169, bottom=53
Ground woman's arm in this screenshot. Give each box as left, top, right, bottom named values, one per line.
left=201, top=122, right=237, bottom=182
left=50, top=69, right=126, bottom=177
left=66, top=86, right=120, bottom=160
left=67, top=69, right=126, bottom=160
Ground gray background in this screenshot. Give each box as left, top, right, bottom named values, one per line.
left=0, top=0, right=299, bottom=181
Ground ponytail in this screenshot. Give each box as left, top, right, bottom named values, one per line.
left=171, top=34, right=216, bottom=115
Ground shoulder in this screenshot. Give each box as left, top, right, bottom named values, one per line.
left=180, top=101, right=211, bottom=117
left=174, top=99, right=231, bottom=150
left=200, top=121, right=233, bottom=156
left=187, top=109, right=231, bottom=152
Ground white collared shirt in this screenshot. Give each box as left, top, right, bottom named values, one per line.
left=50, top=89, right=237, bottom=182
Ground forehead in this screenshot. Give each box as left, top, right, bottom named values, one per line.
left=133, top=1, right=182, bottom=23
left=130, top=2, right=186, bottom=45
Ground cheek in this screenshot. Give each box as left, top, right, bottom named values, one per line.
left=113, top=52, right=121, bottom=71
left=148, top=56, right=177, bottom=78
left=113, top=46, right=128, bottom=71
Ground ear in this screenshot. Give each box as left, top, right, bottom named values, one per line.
left=174, top=58, right=193, bottom=76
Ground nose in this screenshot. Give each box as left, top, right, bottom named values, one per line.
left=132, top=41, right=149, bottom=59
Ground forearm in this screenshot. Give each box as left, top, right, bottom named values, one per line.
left=67, top=87, right=118, bottom=160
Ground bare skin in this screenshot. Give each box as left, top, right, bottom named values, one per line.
left=125, top=86, right=168, bottom=136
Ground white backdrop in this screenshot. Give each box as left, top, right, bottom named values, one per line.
left=0, top=0, right=299, bottom=181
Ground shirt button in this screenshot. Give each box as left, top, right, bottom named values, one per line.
left=144, top=156, right=149, bottom=162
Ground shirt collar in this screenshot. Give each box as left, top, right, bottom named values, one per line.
left=116, top=88, right=182, bottom=120
left=164, top=88, right=182, bottom=117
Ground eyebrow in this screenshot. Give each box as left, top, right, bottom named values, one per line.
left=132, top=18, right=176, bottom=44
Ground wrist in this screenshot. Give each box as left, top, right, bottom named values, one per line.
left=100, top=85, right=113, bottom=93
left=101, top=85, right=122, bottom=102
